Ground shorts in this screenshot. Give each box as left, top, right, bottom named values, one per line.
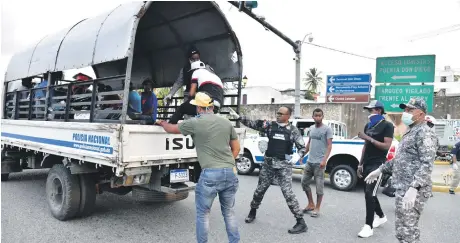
left=301, top=162, right=325, bottom=195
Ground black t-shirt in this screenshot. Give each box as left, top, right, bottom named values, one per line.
left=362, top=120, right=394, bottom=166
left=452, top=141, right=460, bottom=159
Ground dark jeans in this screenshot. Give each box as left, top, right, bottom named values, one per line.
left=169, top=99, right=197, bottom=124
left=363, top=164, right=385, bottom=227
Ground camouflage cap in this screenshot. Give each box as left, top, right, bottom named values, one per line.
left=399, top=98, right=427, bottom=113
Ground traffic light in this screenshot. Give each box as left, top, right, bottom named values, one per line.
left=238, top=1, right=258, bottom=12
left=245, top=1, right=258, bottom=10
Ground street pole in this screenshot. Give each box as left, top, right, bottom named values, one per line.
left=294, top=40, right=301, bottom=118
left=294, top=33, right=313, bottom=118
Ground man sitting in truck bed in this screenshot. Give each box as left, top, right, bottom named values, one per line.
left=140, top=79, right=158, bottom=124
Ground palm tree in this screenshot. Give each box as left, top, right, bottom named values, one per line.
left=303, top=68, right=323, bottom=93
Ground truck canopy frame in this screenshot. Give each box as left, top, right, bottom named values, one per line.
left=2, top=1, right=243, bottom=124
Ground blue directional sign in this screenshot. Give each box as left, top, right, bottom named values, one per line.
left=327, top=84, right=371, bottom=94
left=327, top=73, right=372, bottom=84
left=326, top=73, right=372, bottom=103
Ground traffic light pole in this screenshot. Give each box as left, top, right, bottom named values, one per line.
left=228, top=1, right=303, bottom=118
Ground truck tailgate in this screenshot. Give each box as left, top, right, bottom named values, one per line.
left=121, top=124, right=246, bottom=168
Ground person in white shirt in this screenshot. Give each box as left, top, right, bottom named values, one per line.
left=169, top=61, right=224, bottom=124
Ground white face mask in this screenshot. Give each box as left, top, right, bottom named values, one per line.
left=402, top=112, right=414, bottom=126
left=277, top=122, right=287, bottom=127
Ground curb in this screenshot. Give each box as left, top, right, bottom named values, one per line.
left=432, top=185, right=460, bottom=193
left=292, top=169, right=458, bottom=194
left=434, top=161, right=451, bottom=166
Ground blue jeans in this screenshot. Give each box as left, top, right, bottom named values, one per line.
left=195, top=167, right=240, bottom=243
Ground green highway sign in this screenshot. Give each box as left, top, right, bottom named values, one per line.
left=376, top=55, right=435, bottom=83
left=375, top=85, right=434, bottom=112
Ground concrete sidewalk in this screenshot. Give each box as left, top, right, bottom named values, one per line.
left=293, top=163, right=460, bottom=193
left=432, top=163, right=459, bottom=193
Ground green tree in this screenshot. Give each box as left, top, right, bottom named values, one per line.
left=304, top=90, right=315, bottom=100
left=303, top=68, right=323, bottom=93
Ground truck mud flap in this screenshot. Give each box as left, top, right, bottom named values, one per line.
left=1, top=157, right=22, bottom=174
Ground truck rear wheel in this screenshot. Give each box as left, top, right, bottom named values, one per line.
left=46, top=164, right=81, bottom=221
left=132, top=187, right=189, bottom=203
left=236, top=151, right=256, bottom=175
left=330, top=165, right=358, bottom=191
left=1, top=173, right=9, bottom=181
left=77, top=174, right=96, bottom=217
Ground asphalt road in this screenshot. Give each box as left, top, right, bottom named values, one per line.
left=2, top=169, right=459, bottom=243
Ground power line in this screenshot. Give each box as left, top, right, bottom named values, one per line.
left=409, top=24, right=460, bottom=42
left=305, top=42, right=376, bottom=60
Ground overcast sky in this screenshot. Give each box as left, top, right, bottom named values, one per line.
left=1, top=0, right=459, bottom=93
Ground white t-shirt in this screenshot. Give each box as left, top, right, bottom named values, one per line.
left=191, top=69, right=223, bottom=88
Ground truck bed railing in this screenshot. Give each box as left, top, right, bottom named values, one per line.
left=4, top=75, right=242, bottom=125
left=3, top=75, right=126, bottom=123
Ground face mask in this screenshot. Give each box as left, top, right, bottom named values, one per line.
left=402, top=112, right=414, bottom=126
left=277, top=122, right=287, bottom=127
left=368, top=113, right=377, bottom=119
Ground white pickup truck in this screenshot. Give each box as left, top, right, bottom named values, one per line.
left=237, top=118, right=398, bottom=191
left=1, top=2, right=246, bottom=221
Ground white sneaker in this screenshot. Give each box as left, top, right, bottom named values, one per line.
left=358, top=225, right=373, bottom=238
left=373, top=215, right=387, bottom=228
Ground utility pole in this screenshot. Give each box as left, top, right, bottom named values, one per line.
left=294, top=40, right=301, bottom=118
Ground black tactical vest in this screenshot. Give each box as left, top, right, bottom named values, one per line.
left=265, top=122, right=294, bottom=160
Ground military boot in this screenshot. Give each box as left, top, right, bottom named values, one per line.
left=245, top=208, right=257, bottom=223
left=288, top=218, right=308, bottom=234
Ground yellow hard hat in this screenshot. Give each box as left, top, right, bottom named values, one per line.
left=190, top=92, right=214, bottom=107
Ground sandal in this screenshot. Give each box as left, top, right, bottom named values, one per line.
left=303, top=208, right=314, bottom=214
left=311, top=211, right=320, bottom=217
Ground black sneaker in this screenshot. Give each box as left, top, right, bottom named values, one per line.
left=288, top=218, right=308, bottom=234
left=449, top=189, right=455, bottom=195
left=245, top=208, right=257, bottom=223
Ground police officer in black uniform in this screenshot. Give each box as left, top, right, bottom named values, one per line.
left=240, top=107, right=308, bottom=234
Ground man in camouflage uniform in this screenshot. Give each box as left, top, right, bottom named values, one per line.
left=365, top=98, right=437, bottom=243
left=239, top=106, right=308, bottom=234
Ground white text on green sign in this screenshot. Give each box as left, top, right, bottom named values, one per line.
left=375, top=85, right=434, bottom=112
left=376, top=55, right=435, bottom=83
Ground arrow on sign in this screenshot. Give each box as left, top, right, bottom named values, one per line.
left=390, top=104, right=399, bottom=108
left=328, top=86, right=335, bottom=93
left=328, top=96, right=334, bottom=102
left=329, top=76, right=335, bottom=83
left=391, top=75, right=416, bottom=80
